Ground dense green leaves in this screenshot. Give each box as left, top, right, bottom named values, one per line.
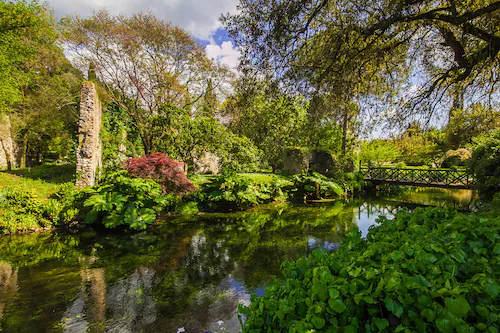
left=76, top=172, right=174, bottom=230
left=240, top=207, right=500, bottom=331
left=468, top=129, right=500, bottom=198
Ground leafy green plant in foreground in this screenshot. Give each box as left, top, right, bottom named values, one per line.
left=76, top=172, right=175, bottom=230
left=240, top=207, right=500, bottom=332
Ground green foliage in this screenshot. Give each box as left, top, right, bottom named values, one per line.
left=228, top=91, right=309, bottom=171
left=152, top=108, right=262, bottom=172
left=360, top=140, right=401, bottom=166
left=468, top=129, right=500, bottom=198
left=445, top=105, right=500, bottom=150
left=396, top=124, right=440, bottom=166
left=240, top=207, right=500, bottom=332
left=76, top=172, right=175, bottom=230
left=0, top=0, right=54, bottom=113
left=291, top=172, right=344, bottom=202
left=195, top=172, right=293, bottom=211
left=0, top=188, right=58, bottom=233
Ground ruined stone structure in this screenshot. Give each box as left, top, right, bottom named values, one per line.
left=194, top=151, right=220, bottom=174
left=282, top=147, right=310, bottom=175
left=76, top=82, right=102, bottom=189
left=0, top=116, right=17, bottom=170
left=309, top=150, right=339, bottom=177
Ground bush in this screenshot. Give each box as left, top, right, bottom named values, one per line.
left=240, top=207, right=500, bottom=332
left=125, top=152, right=196, bottom=195
left=76, top=171, right=176, bottom=230
left=441, top=149, right=471, bottom=168
left=468, top=130, right=500, bottom=198
left=195, top=172, right=293, bottom=211
left=0, top=188, right=63, bottom=233
left=291, top=172, right=344, bottom=202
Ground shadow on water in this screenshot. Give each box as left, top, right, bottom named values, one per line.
left=0, top=188, right=475, bottom=332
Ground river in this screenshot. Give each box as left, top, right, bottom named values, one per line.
left=0, top=187, right=476, bottom=333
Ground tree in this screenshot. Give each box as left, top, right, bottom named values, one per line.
left=62, top=11, right=232, bottom=154
left=227, top=87, right=309, bottom=171
left=468, top=129, right=500, bottom=198
left=360, top=140, right=401, bottom=166
left=151, top=107, right=262, bottom=172
left=395, top=122, right=440, bottom=166
left=222, top=0, right=500, bottom=121
left=0, top=0, right=49, bottom=113
left=445, top=104, right=500, bottom=149
left=1, top=1, right=82, bottom=167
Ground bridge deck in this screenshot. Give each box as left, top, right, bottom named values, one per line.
left=362, top=167, right=475, bottom=189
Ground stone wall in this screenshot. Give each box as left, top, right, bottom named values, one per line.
left=0, top=116, right=17, bottom=170
left=282, top=147, right=310, bottom=175
left=193, top=151, right=220, bottom=174
left=75, top=81, right=102, bottom=189
left=309, top=150, right=339, bottom=177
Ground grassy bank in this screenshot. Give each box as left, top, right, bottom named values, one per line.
left=0, top=164, right=76, bottom=234
left=0, top=164, right=362, bottom=234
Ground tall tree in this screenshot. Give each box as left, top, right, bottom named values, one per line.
left=1, top=1, right=82, bottom=167
left=62, top=11, right=231, bottom=154
left=222, top=0, right=500, bottom=122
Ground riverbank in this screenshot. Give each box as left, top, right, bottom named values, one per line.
left=0, top=166, right=363, bottom=234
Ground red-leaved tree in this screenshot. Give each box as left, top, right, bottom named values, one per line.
left=125, top=153, right=196, bottom=194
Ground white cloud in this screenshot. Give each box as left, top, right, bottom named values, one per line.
left=46, top=0, right=239, bottom=39
left=205, top=41, right=241, bottom=70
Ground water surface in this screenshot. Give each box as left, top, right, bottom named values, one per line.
left=0, top=189, right=473, bottom=333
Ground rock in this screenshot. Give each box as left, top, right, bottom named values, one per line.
left=194, top=152, right=220, bottom=174
left=282, top=147, right=310, bottom=175
left=309, top=150, right=339, bottom=177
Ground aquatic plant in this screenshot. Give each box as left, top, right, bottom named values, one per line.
left=240, top=207, right=500, bottom=332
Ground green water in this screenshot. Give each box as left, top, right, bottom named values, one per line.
left=0, top=188, right=474, bottom=333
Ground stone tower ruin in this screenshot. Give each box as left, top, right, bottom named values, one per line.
left=75, top=81, right=102, bottom=189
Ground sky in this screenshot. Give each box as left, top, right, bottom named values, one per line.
left=45, top=0, right=242, bottom=69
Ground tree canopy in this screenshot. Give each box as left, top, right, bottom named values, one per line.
left=222, top=0, right=500, bottom=121
left=62, top=11, right=232, bottom=154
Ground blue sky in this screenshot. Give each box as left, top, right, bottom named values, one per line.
left=46, top=0, right=241, bottom=68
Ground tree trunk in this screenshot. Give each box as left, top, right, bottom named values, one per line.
left=341, top=107, right=349, bottom=156
left=450, top=84, right=464, bottom=121
left=20, top=131, right=28, bottom=169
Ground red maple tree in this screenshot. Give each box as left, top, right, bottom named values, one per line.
left=125, top=152, right=196, bottom=194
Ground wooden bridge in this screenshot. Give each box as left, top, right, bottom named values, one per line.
left=361, top=167, right=476, bottom=189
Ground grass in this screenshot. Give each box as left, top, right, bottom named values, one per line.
left=0, top=164, right=75, bottom=198
left=0, top=164, right=76, bottom=234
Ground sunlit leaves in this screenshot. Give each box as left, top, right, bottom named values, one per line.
left=241, top=207, right=500, bottom=331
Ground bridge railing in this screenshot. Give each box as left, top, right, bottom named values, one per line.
left=361, top=167, right=476, bottom=188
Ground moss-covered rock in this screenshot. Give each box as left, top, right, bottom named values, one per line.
left=282, top=147, right=310, bottom=175
left=309, top=150, right=339, bottom=177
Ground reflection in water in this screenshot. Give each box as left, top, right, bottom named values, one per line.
left=0, top=191, right=473, bottom=333
left=0, top=262, right=18, bottom=323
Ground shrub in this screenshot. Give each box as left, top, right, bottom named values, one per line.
left=441, top=149, right=471, bottom=168
left=291, top=172, right=344, bottom=202
left=0, top=188, right=60, bottom=233
left=240, top=207, right=500, bottom=332
left=196, top=172, right=293, bottom=211
left=76, top=171, right=176, bottom=230
left=125, top=152, right=196, bottom=195
left=468, top=130, right=500, bottom=198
